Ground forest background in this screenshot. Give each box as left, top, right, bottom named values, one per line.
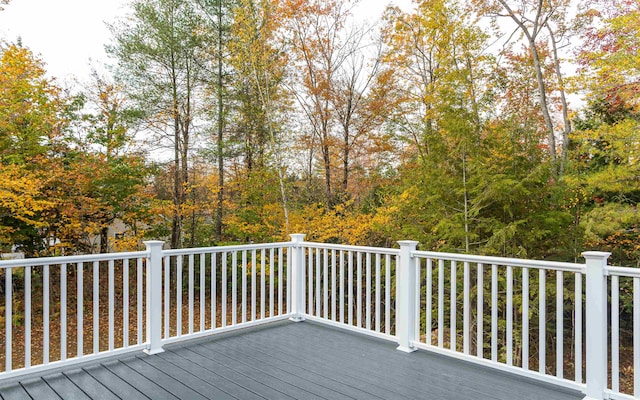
left=0, top=0, right=639, bottom=268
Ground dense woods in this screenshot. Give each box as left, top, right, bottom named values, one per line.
left=0, top=0, right=639, bottom=267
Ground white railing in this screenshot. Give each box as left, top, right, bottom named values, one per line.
left=606, top=265, right=640, bottom=400
left=0, top=240, right=294, bottom=379
left=0, top=234, right=638, bottom=400
left=290, top=238, right=639, bottom=400
left=293, top=237, right=400, bottom=342
left=0, top=250, right=149, bottom=379
left=410, top=249, right=587, bottom=391
left=156, top=241, right=293, bottom=347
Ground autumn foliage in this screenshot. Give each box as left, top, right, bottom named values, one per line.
left=0, top=0, right=638, bottom=268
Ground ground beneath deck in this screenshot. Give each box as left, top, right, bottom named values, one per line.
left=0, top=321, right=583, bottom=400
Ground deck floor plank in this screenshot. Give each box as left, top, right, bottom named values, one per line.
left=102, top=360, right=178, bottom=400
left=267, top=323, right=512, bottom=399
left=278, top=322, right=579, bottom=400
left=135, top=354, right=236, bottom=400
left=187, top=343, right=329, bottom=400
left=82, top=365, right=148, bottom=400
left=43, top=373, right=92, bottom=400
left=155, top=349, right=264, bottom=400
left=215, top=332, right=405, bottom=399
left=119, top=357, right=210, bottom=400
left=0, top=383, right=32, bottom=400
left=206, top=339, right=358, bottom=400
left=226, top=325, right=474, bottom=400
left=20, top=377, right=62, bottom=399
left=178, top=347, right=295, bottom=400
left=62, top=369, right=121, bottom=400
left=0, top=321, right=584, bottom=400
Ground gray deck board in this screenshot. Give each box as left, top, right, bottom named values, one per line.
left=103, top=360, right=178, bottom=400
left=178, top=347, right=294, bottom=400
left=229, top=325, right=488, bottom=400
left=155, top=349, right=265, bottom=400
left=43, top=373, right=92, bottom=400
left=0, top=383, right=31, bottom=400
left=188, top=343, right=327, bottom=400
left=136, top=353, right=236, bottom=400
left=272, top=323, right=513, bottom=399
left=62, top=369, right=121, bottom=400
left=0, top=321, right=584, bottom=400
left=208, top=339, right=356, bottom=400
left=216, top=332, right=403, bottom=399
left=82, top=365, right=149, bottom=400
left=20, top=377, right=62, bottom=399
left=120, top=357, right=210, bottom=400
left=281, top=322, right=573, bottom=400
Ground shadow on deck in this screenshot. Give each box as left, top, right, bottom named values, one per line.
left=0, top=321, right=583, bottom=400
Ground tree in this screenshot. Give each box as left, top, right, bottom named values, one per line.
left=0, top=44, right=66, bottom=164
left=382, top=0, right=491, bottom=252
left=0, top=44, right=68, bottom=255
left=330, top=27, right=398, bottom=200
left=576, top=0, right=640, bottom=116
left=473, top=0, right=574, bottom=171
left=76, top=72, right=150, bottom=252
left=193, top=0, right=236, bottom=242
left=569, top=0, right=640, bottom=265
left=228, top=0, right=291, bottom=231
left=0, top=164, right=52, bottom=252
left=108, top=0, right=208, bottom=249
left=281, top=0, right=359, bottom=207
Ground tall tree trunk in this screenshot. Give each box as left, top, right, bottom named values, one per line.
left=462, top=148, right=470, bottom=253
left=342, top=133, right=349, bottom=195
left=322, top=131, right=332, bottom=206
left=215, top=0, right=224, bottom=242
left=100, top=226, right=109, bottom=254
left=496, top=0, right=558, bottom=166
left=547, top=27, right=571, bottom=176
left=171, top=44, right=182, bottom=250
left=172, top=117, right=182, bottom=249
left=529, top=39, right=556, bottom=163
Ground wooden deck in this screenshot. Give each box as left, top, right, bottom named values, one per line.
left=0, top=321, right=583, bottom=400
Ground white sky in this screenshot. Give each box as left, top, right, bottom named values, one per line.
left=0, top=0, right=413, bottom=86
left=0, top=0, right=130, bottom=84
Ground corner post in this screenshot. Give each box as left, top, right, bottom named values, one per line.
left=397, top=240, right=419, bottom=353
left=144, top=241, right=165, bottom=355
left=582, top=251, right=610, bottom=400
left=289, top=234, right=306, bottom=322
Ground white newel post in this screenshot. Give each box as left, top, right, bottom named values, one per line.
left=582, top=251, right=610, bottom=400
left=289, top=234, right=306, bottom=322
left=144, top=241, right=165, bottom=355
left=397, top=240, right=419, bottom=353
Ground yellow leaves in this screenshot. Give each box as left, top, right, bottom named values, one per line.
left=0, top=45, right=67, bottom=163
left=0, top=164, right=53, bottom=244
left=288, top=202, right=375, bottom=245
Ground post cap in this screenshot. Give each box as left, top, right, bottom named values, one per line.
left=582, top=251, right=611, bottom=261
left=290, top=234, right=306, bottom=243
left=397, top=240, right=419, bottom=250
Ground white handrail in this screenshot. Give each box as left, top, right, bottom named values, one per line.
left=0, top=251, right=147, bottom=269
left=413, top=250, right=584, bottom=272
left=302, top=241, right=400, bottom=255
left=161, top=241, right=290, bottom=256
